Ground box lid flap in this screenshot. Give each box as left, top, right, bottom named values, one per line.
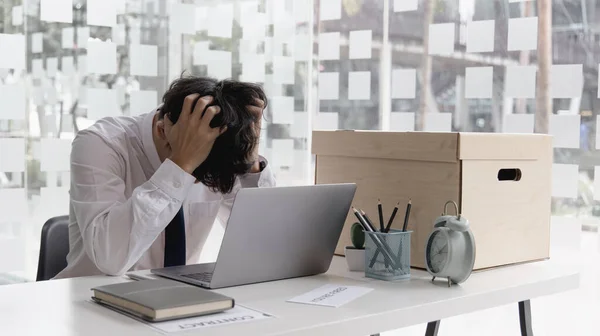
left=458, top=132, right=552, bottom=160
left=311, top=130, right=459, bottom=162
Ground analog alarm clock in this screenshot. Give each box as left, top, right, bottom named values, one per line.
left=425, top=201, right=476, bottom=287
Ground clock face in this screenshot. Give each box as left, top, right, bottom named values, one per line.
left=427, top=230, right=449, bottom=274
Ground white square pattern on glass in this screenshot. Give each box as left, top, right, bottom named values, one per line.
left=394, top=0, right=418, bottom=12
left=505, top=65, right=537, bottom=98
left=315, top=112, right=339, bottom=130
left=0, top=138, right=25, bottom=173
left=465, top=67, right=493, bottom=99
left=318, top=32, right=341, bottom=60
left=390, top=112, right=415, bottom=131
left=319, top=72, right=339, bottom=100
left=424, top=113, right=452, bottom=132
left=349, top=30, right=372, bottom=59
left=550, top=64, right=583, bottom=98
left=507, top=17, right=538, bottom=51
left=0, top=83, right=26, bottom=121
left=87, top=0, right=117, bottom=27
left=270, top=96, right=294, bottom=125
left=503, top=114, right=534, bottom=134
left=130, top=44, right=158, bottom=77
left=87, top=40, right=117, bottom=75
left=40, top=139, right=72, bottom=172
left=40, top=0, right=72, bottom=23
left=0, top=34, right=25, bottom=70
left=348, top=71, right=371, bottom=100
left=552, top=164, right=579, bottom=199
left=467, top=20, right=495, bottom=53
left=320, top=0, right=342, bottom=21
left=428, top=23, right=455, bottom=55
left=130, top=90, right=158, bottom=117
left=87, top=88, right=120, bottom=120
left=549, top=115, right=580, bottom=149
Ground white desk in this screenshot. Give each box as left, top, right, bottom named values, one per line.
left=0, top=256, right=579, bottom=336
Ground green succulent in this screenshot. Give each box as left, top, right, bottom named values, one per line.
left=350, top=222, right=365, bottom=249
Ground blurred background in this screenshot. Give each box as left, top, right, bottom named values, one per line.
left=0, top=1, right=598, bottom=328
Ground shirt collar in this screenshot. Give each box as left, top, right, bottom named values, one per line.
left=141, top=108, right=162, bottom=172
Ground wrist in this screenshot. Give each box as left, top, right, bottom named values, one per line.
left=169, top=155, right=196, bottom=175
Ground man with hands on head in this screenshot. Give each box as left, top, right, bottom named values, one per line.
left=55, top=76, right=276, bottom=279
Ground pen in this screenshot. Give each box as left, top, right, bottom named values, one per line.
left=377, top=199, right=385, bottom=232
left=352, top=208, right=397, bottom=268
left=361, top=209, right=389, bottom=268
left=384, top=202, right=399, bottom=233
left=402, top=199, right=412, bottom=232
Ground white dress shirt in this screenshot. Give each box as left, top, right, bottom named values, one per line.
left=54, top=110, right=276, bottom=279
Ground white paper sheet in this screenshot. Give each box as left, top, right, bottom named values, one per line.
left=551, top=64, right=583, bottom=98
left=287, top=284, right=373, bottom=308
left=394, top=0, right=418, bottom=12
left=130, top=44, right=157, bottom=77
left=208, top=4, right=233, bottom=38
left=290, top=112, right=309, bottom=138
left=87, top=88, right=120, bottom=120
left=390, top=112, right=415, bottom=131
left=429, top=23, right=455, bottom=55
left=241, top=54, right=266, bottom=82
left=314, top=112, right=338, bottom=130
left=508, top=17, right=538, bottom=51
left=271, top=96, right=294, bottom=124
left=87, top=40, right=117, bottom=75
left=0, top=138, right=25, bottom=172
left=295, top=34, right=310, bottom=62
left=206, top=51, right=232, bottom=79
left=0, top=34, right=25, bottom=70
left=505, top=65, right=537, bottom=98
left=32, top=33, right=43, bottom=53
left=40, top=139, right=72, bottom=172
left=318, top=72, right=339, bottom=100
left=348, top=71, right=371, bottom=100
left=465, top=67, right=493, bottom=99
left=77, top=27, right=90, bottom=48
left=273, top=56, right=295, bottom=85
left=170, top=3, right=196, bottom=35
left=40, top=187, right=70, bottom=217
left=272, top=139, right=294, bottom=168
left=320, top=0, right=342, bottom=21
left=137, top=305, right=273, bottom=333
left=552, top=164, right=579, bottom=199
left=318, top=32, right=341, bottom=60
left=41, top=0, right=72, bottom=23
left=503, top=114, right=534, bottom=133
left=87, top=0, right=117, bottom=27
left=467, top=20, right=495, bottom=53
left=129, top=90, right=158, bottom=117
left=0, top=189, right=27, bottom=222
left=424, top=113, right=452, bottom=132
left=0, top=84, right=25, bottom=121
left=349, top=30, right=372, bottom=59
left=12, top=6, right=23, bottom=26
left=549, top=114, right=580, bottom=149
left=391, top=68, right=416, bottom=99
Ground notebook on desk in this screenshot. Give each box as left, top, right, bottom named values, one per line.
left=91, top=278, right=234, bottom=322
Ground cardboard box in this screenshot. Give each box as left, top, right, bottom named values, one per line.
left=312, top=130, right=552, bottom=270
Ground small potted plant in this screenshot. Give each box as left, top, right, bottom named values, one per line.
left=345, top=222, right=365, bottom=271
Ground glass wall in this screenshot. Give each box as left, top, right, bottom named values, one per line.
left=0, top=0, right=596, bottom=281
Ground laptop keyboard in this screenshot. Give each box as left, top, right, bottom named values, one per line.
left=181, top=272, right=213, bottom=283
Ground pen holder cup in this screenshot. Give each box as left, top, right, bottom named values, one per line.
left=364, top=230, right=411, bottom=281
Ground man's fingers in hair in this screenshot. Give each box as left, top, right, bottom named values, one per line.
left=201, top=105, right=221, bottom=124
left=251, top=98, right=265, bottom=109
left=219, top=125, right=228, bottom=135
left=181, top=94, right=201, bottom=121
left=246, top=104, right=264, bottom=117
left=193, top=95, right=213, bottom=116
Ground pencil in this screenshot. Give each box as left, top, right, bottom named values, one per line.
left=359, top=210, right=377, bottom=232
left=402, top=199, right=412, bottom=232
left=384, top=202, right=399, bottom=233
left=377, top=199, right=385, bottom=232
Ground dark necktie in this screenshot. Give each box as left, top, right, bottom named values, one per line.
left=164, top=207, right=186, bottom=267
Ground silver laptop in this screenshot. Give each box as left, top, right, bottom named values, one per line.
left=151, top=183, right=357, bottom=289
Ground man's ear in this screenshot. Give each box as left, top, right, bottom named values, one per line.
left=156, top=119, right=167, bottom=140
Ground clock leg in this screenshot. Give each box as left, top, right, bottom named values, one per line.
left=447, top=277, right=452, bottom=287
left=431, top=276, right=435, bottom=282
left=519, top=300, right=533, bottom=336
left=425, top=320, right=440, bottom=336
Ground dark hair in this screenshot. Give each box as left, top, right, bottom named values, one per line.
left=159, top=76, right=268, bottom=194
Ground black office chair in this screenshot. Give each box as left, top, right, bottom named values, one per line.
left=36, top=215, right=70, bottom=281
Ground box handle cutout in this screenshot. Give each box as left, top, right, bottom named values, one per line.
left=498, top=168, right=522, bottom=181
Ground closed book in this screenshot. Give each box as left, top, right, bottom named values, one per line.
left=92, top=278, right=234, bottom=322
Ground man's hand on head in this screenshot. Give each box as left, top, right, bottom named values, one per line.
left=246, top=98, right=265, bottom=173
